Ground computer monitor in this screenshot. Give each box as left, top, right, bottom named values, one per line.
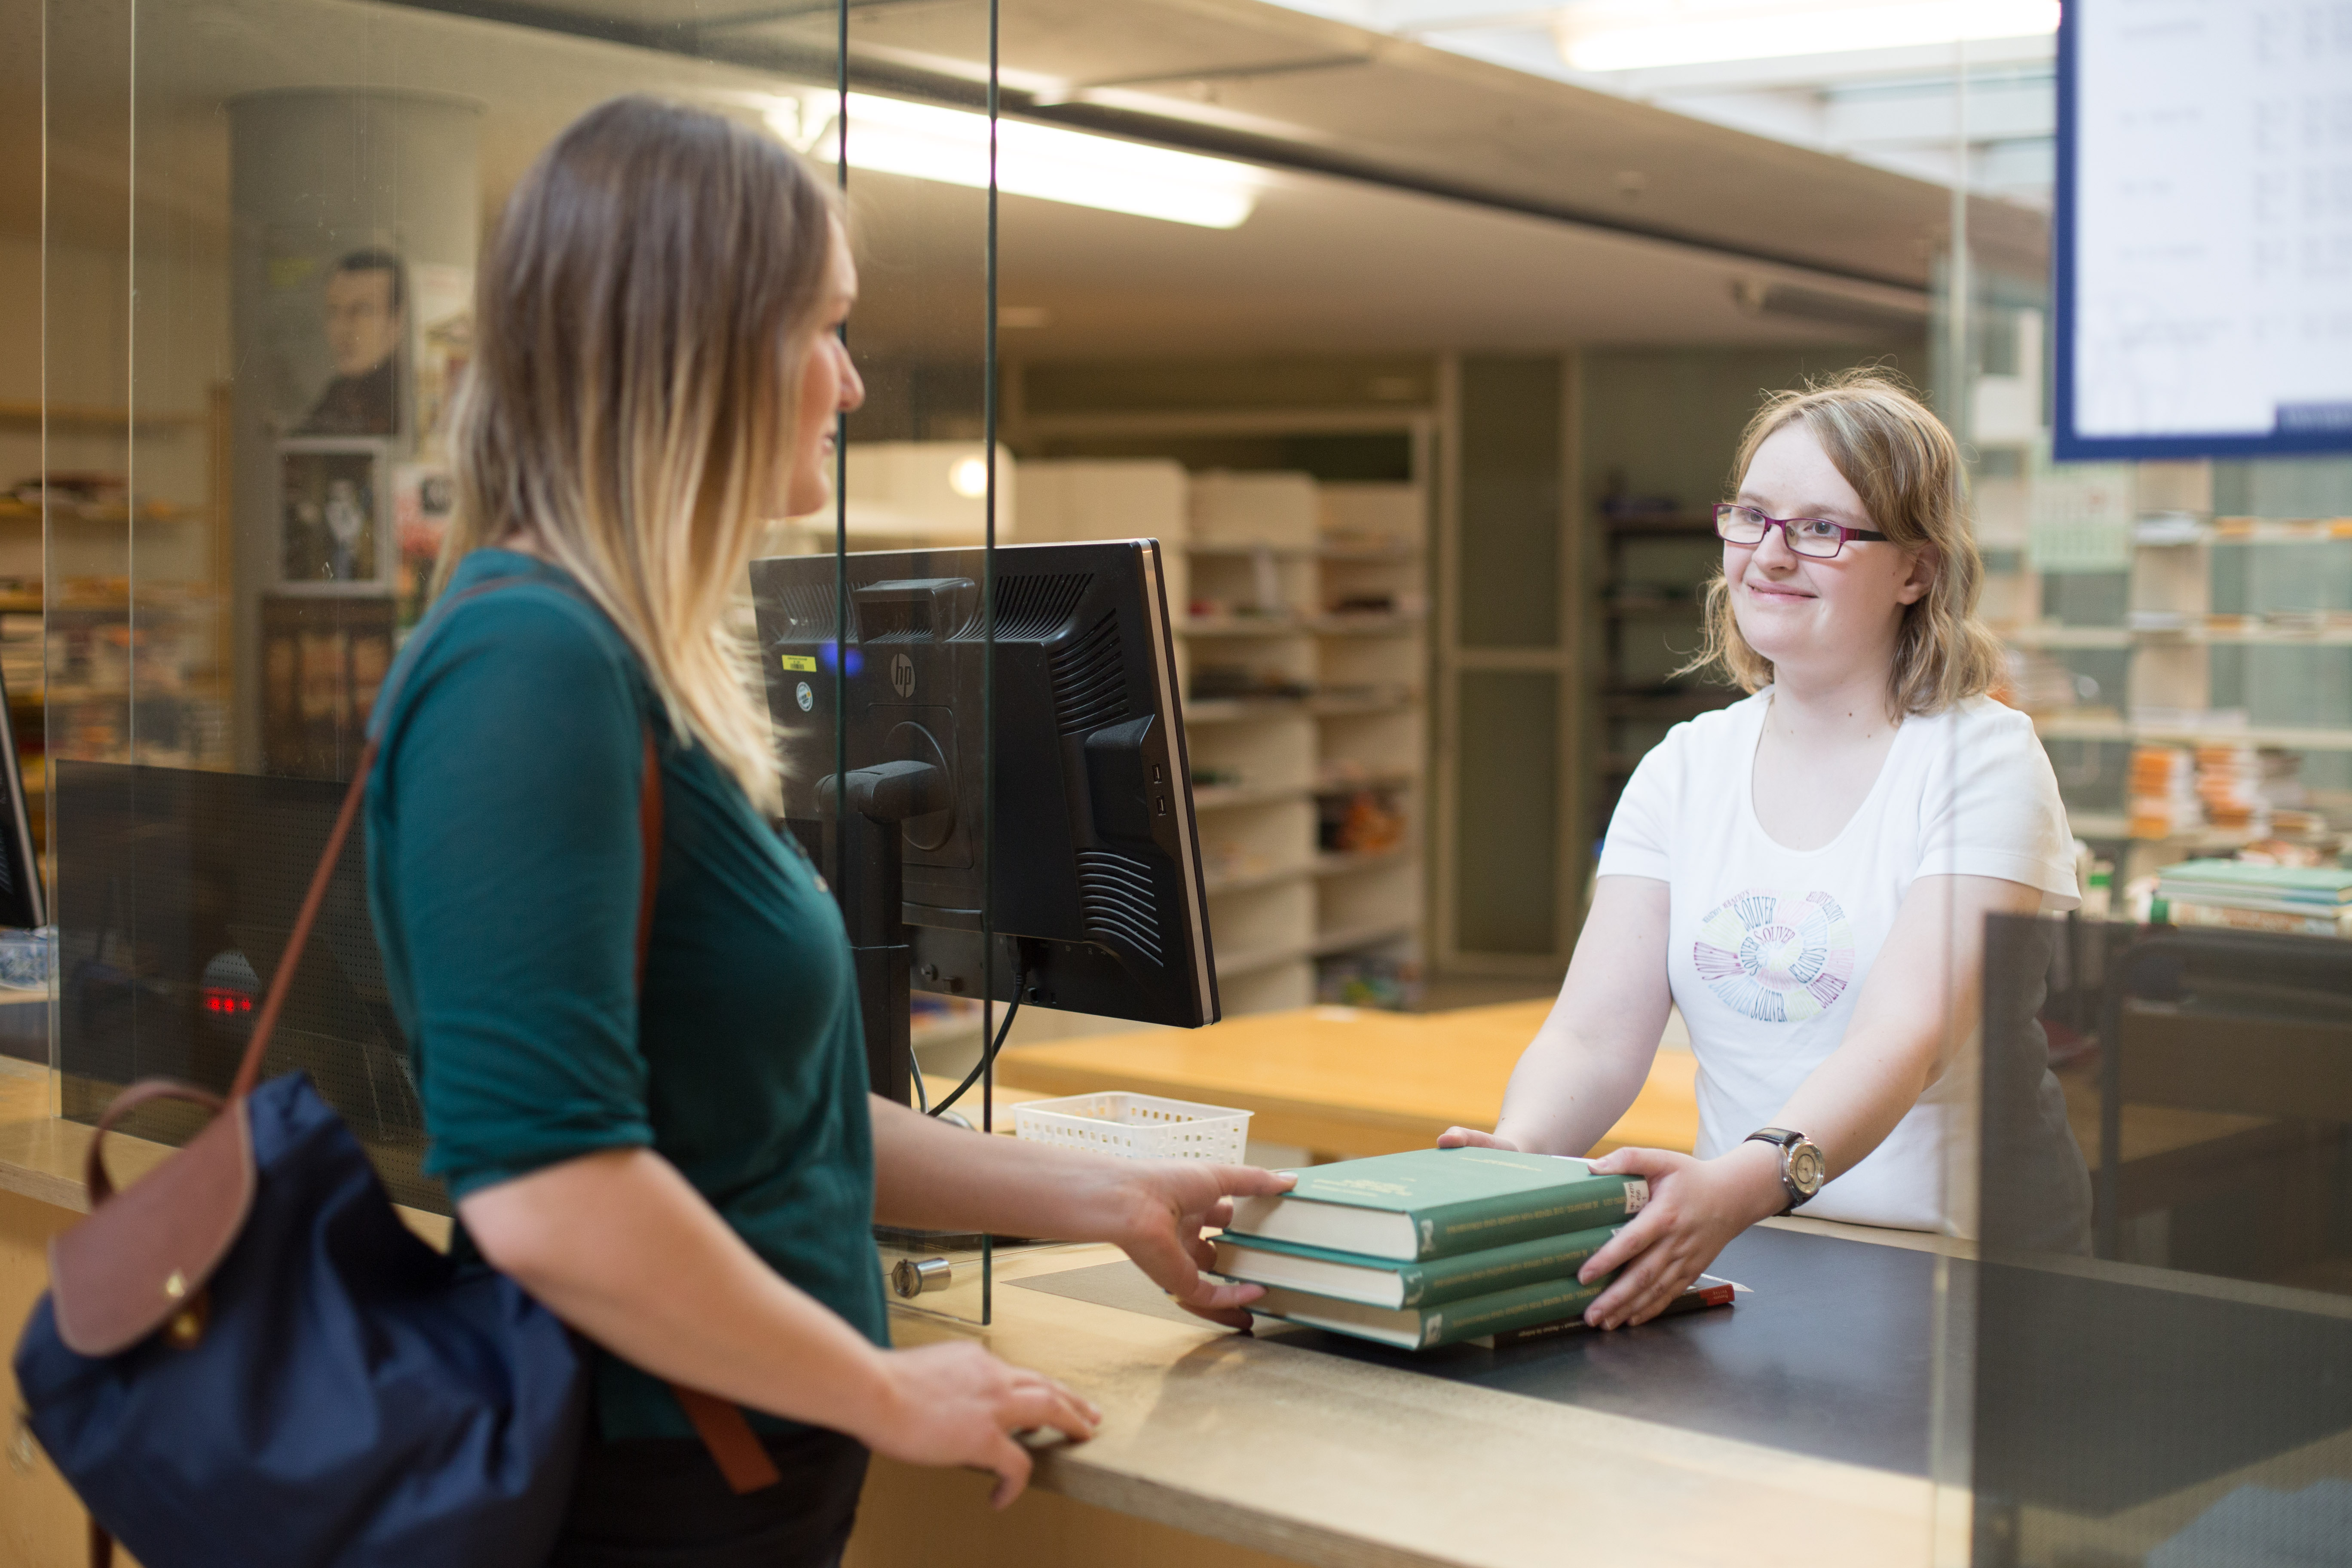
left=750, top=539, right=1218, bottom=1101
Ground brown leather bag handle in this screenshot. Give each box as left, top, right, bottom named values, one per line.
left=83, top=1082, right=226, bottom=1207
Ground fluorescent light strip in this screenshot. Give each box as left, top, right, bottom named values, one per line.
left=1562, top=0, right=2061, bottom=73
left=792, top=94, right=1264, bottom=230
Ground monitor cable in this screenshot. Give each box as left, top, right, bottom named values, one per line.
left=928, top=967, right=1024, bottom=1121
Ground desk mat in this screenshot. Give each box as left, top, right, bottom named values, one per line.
left=1013, top=1225, right=1937, bottom=1479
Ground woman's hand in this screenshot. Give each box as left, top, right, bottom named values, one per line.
left=858, top=1341, right=1100, bottom=1509
left=1107, top=1160, right=1297, bottom=1328
left=1435, top=1127, right=1520, bottom=1151
left=1574, top=1143, right=1786, bottom=1328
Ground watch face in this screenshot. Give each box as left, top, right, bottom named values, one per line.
left=1788, top=1142, right=1826, bottom=1195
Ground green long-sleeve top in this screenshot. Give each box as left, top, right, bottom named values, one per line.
left=365, top=548, right=888, bottom=1442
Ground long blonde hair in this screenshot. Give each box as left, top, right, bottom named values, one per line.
left=442, top=95, right=837, bottom=805
left=1683, top=370, right=2004, bottom=718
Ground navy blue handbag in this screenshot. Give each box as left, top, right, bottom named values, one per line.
left=15, top=1071, right=588, bottom=1567
left=13, top=580, right=778, bottom=1566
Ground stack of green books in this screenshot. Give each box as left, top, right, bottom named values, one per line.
left=1216, top=1146, right=1683, bottom=1350
left=2155, top=860, right=2352, bottom=939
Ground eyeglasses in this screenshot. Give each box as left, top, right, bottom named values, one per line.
left=1713, top=503, right=1888, bottom=560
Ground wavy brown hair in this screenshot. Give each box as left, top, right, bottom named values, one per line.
left=1681, top=370, right=2004, bottom=718
left=441, top=95, right=838, bottom=805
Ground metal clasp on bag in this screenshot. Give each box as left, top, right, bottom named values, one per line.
left=160, top=1273, right=209, bottom=1351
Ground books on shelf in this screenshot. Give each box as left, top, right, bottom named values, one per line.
left=2129, top=745, right=2201, bottom=838
left=1224, top=1147, right=1648, bottom=1262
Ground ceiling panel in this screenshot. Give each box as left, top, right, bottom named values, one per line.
left=19, top=0, right=1937, bottom=360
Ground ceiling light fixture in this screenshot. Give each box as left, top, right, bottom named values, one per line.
left=1557, top=0, right=2061, bottom=73
left=782, top=94, right=1265, bottom=230
left=948, top=456, right=990, bottom=499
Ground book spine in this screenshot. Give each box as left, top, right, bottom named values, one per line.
left=2166, top=900, right=2350, bottom=938
left=2158, top=887, right=2349, bottom=917
left=1405, top=1224, right=1621, bottom=1308
left=1415, top=1177, right=1648, bottom=1260
left=1420, top=1277, right=1608, bottom=1349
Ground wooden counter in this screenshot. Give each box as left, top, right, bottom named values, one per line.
left=848, top=1227, right=1950, bottom=1568
left=997, top=1000, right=1700, bottom=1159
left=2, top=1017, right=2280, bottom=1568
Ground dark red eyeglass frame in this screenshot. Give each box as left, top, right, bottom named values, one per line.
left=1712, top=502, right=1889, bottom=559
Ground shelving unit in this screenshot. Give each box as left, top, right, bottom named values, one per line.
left=0, top=389, right=236, bottom=856
left=1177, top=472, right=1426, bottom=1014
left=1014, top=447, right=1431, bottom=1017
left=1992, top=453, right=2352, bottom=881
left=1592, top=511, right=1737, bottom=848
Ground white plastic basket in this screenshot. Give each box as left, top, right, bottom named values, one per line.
left=1012, top=1092, right=1252, bottom=1162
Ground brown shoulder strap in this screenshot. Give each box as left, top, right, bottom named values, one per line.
left=230, top=631, right=776, bottom=1496
left=632, top=727, right=780, bottom=1494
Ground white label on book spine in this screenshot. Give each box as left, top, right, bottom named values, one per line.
left=1623, top=1178, right=1650, bottom=1216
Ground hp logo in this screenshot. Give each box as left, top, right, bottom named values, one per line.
left=890, top=653, right=916, bottom=698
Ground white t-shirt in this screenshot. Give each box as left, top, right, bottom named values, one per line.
left=1596, top=690, right=2079, bottom=1230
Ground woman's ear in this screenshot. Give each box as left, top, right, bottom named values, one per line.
left=1896, top=543, right=1939, bottom=607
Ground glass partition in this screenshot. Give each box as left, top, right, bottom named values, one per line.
left=1934, top=21, right=2352, bottom=1565
left=42, top=0, right=1014, bottom=1319
left=41, top=1, right=2352, bottom=1539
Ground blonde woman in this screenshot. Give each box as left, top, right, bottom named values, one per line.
left=365, top=98, right=1288, bottom=1566
left=1442, top=373, right=2088, bottom=1328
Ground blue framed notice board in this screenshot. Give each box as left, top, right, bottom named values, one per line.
left=2055, top=0, right=2352, bottom=460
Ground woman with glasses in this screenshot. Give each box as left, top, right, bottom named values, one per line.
left=1442, top=372, right=2088, bottom=1328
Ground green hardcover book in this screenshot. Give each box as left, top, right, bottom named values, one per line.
left=1467, top=1275, right=1738, bottom=1349
left=1249, top=1274, right=1610, bottom=1350
left=2157, top=860, right=2352, bottom=906
left=1224, top=1147, right=1648, bottom=1262
left=1211, top=1224, right=1623, bottom=1309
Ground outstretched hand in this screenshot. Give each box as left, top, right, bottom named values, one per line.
left=1112, top=1160, right=1296, bottom=1328
left=1573, top=1143, right=1784, bottom=1329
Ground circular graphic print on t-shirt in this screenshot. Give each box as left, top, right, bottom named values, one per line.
left=1691, top=888, right=1856, bottom=1024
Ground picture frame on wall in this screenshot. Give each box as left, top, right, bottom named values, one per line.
left=276, top=438, right=395, bottom=591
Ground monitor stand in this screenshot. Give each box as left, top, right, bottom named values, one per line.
left=819, top=760, right=951, bottom=1107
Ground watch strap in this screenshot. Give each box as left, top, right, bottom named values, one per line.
left=1743, top=1128, right=1816, bottom=1214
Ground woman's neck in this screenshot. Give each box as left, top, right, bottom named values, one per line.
left=1765, top=660, right=1900, bottom=747
left=493, top=527, right=552, bottom=563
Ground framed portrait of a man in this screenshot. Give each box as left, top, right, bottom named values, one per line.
left=297, top=248, right=406, bottom=438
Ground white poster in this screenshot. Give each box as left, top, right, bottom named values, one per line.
left=2064, top=0, right=2352, bottom=455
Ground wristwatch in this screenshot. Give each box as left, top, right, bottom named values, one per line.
left=1744, top=1127, right=1825, bottom=1214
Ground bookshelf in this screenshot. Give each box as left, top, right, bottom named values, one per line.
left=1018, top=456, right=1431, bottom=1017
left=1592, top=509, right=1738, bottom=854
left=1986, top=455, right=2352, bottom=886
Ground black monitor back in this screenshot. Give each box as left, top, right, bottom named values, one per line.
left=750, top=540, right=1218, bottom=1029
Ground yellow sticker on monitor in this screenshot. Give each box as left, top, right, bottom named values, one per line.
left=780, top=655, right=817, bottom=672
